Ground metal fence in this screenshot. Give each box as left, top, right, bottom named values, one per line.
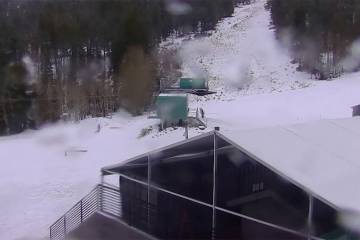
left=49, top=183, right=121, bottom=240
left=99, top=184, right=122, bottom=218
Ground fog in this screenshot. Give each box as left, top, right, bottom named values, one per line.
left=341, top=38, right=360, bottom=72
left=165, top=0, right=192, bottom=16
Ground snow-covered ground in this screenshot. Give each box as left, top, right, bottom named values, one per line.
left=2, top=0, right=360, bottom=239
left=0, top=112, right=203, bottom=240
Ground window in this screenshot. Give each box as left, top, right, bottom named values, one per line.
left=311, top=198, right=355, bottom=239
left=149, top=189, right=212, bottom=239
left=120, top=176, right=148, bottom=232
left=150, top=134, right=215, bottom=203
left=215, top=210, right=306, bottom=240
left=115, top=156, right=148, bottom=181
left=216, top=137, right=309, bottom=233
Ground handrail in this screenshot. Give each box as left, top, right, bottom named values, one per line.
left=49, top=183, right=122, bottom=240
left=53, top=184, right=99, bottom=225
left=50, top=185, right=100, bottom=239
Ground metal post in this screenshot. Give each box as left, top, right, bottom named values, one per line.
left=212, top=131, right=218, bottom=240
left=307, top=194, right=314, bottom=240
left=80, top=200, right=83, bottom=223
left=184, top=121, right=189, bottom=139
left=100, top=174, right=104, bottom=185
left=99, top=184, right=103, bottom=212
left=63, top=216, right=67, bottom=236
left=147, top=154, right=151, bottom=232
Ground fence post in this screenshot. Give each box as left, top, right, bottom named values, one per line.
left=80, top=200, right=83, bottom=223
left=212, top=130, right=218, bottom=240
left=307, top=194, right=313, bottom=240
left=147, top=154, right=151, bottom=233
left=63, top=216, right=67, bottom=237
left=99, top=184, right=103, bottom=211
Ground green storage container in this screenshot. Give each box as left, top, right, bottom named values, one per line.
left=320, top=229, right=357, bottom=240
left=180, top=78, right=207, bottom=89
left=155, top=94, right=188, bottom=125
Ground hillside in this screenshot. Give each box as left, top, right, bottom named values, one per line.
left=2, top=0, right=360, bottom=239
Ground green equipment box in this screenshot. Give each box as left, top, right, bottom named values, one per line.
left=180, top=78, right=207, bottom=89
left=156, top=94, right=188, bottom=125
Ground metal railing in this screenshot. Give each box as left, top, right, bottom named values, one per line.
left=99, top=184, right=122, bottom=218
left=49, top=183, right=121, bottom=240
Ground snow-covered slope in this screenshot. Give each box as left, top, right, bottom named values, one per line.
left=0, top=112, right=201, bottom=240
left=166, top=0, right=360, bottom=130
left=167, top=0, right=312, bottom=101
left=2, top=0, right=360, bottom=239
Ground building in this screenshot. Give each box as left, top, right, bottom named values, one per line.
left=179, top=78, right=208, bottom=90
left=162, top=77, right=215, bottom=96
left=50, top=118, right=360, bottom=240
left=155, top=93, right=188, bottom=127
left=352, top=105, right=360, bottom=117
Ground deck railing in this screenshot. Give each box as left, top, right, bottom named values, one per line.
left=49, top=183, right=121, bottom=240
left=99, top=184, right=122, bottom=218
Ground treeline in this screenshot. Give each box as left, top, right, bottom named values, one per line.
left=267, top=0, right=360, bottom=79
left=0, top=0, right=248, bottom=135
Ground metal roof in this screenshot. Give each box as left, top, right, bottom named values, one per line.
left=103, top=117, right=360, bottom=212
left=102, top=131, right=215, bottom=173
left=219, top=117, right=360, bottom=212
left=158, top=93, right=188, bottom=97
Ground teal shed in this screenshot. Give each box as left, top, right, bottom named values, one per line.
left=180, top=78, right=207, bottom=89
left=155, top=94, right=188, bottom=125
